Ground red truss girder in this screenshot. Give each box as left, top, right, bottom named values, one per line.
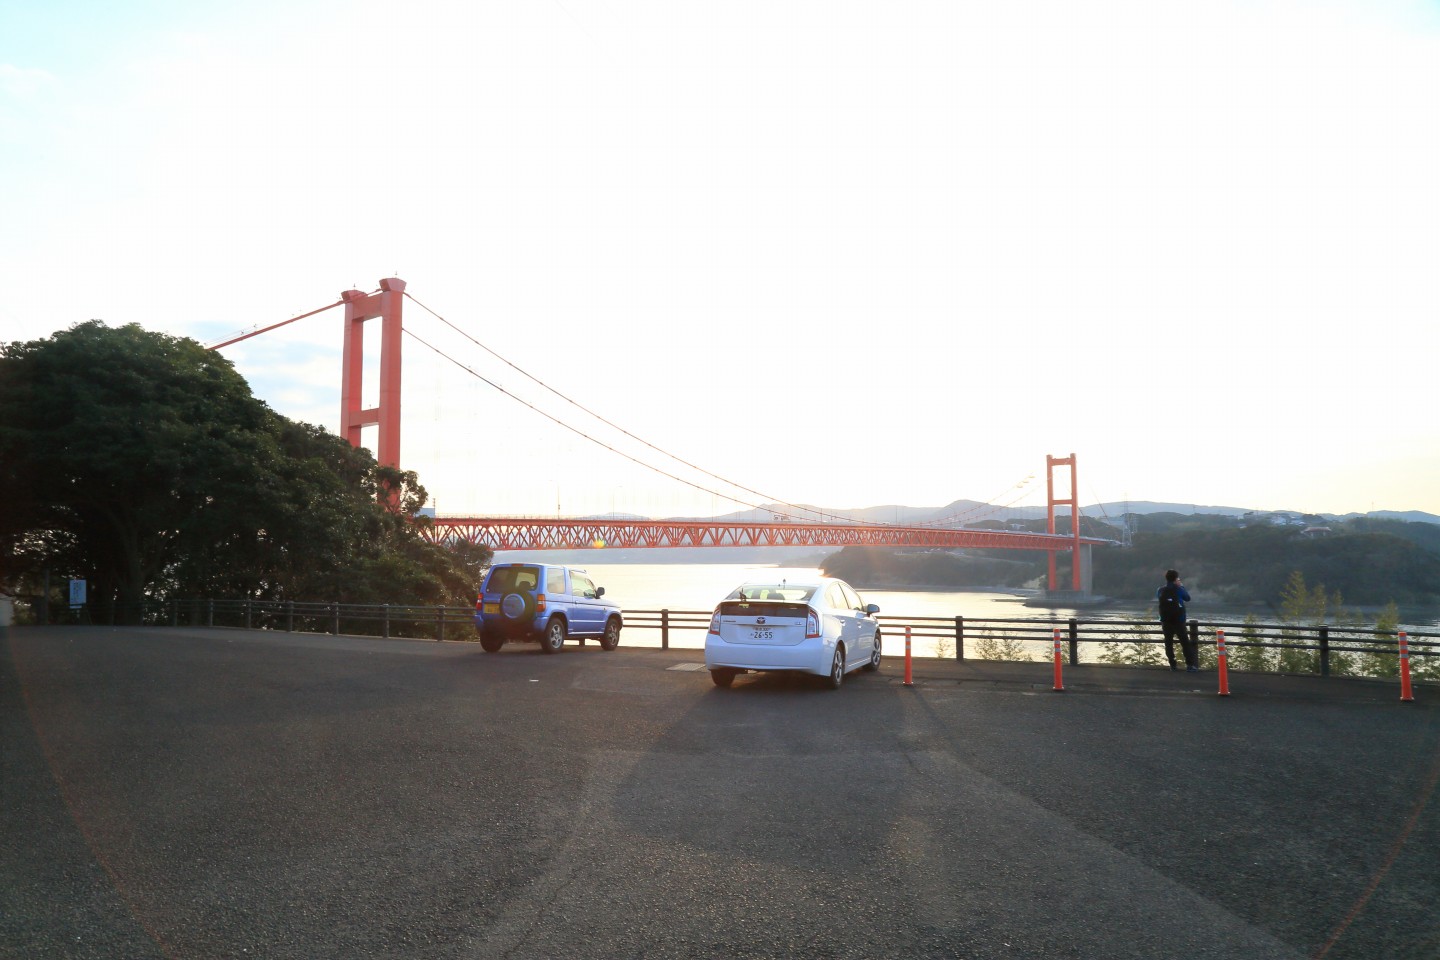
left=423, top=518, right=1110, bottom=553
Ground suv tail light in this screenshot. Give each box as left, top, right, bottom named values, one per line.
left=806, top=610, right=821, bottom=639
left=708, top=610, right=721, bottom=635
left=475, top=595, right=482, bottom=613
left=536, top=594, right=547, bottom=614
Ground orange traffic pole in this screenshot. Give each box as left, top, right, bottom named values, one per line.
left=1399, top=632, right=1415, bottom=702
left=1052, top=628, right=1064, bottom=692
left=1216, top=629, right=1231, bottom=697
left=903, top=627, right=914, bottom=687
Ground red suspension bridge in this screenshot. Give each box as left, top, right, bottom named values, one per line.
left=209, top=278, right=1113, bottom=591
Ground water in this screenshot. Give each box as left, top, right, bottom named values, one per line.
left=577, top=561, right=1440, bottom=657
left=582, top=562, right=1136, bottom=657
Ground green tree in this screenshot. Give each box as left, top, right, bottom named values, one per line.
left=1230, top=613, right=1272, bottom=673
left=1358, top=601, right=1402, bottom=680
left=0, top=322, right=488, bottom=621
left=1098, top=618, right=1166, bottom=667
left=1276, top=571, right=1325, bottom=673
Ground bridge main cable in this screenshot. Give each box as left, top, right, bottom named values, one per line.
left=206, top=297, right=353, bottom=350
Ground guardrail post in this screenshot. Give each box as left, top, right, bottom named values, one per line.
left=436, top=606, right=444, bottom=641
left=1318, top=626, right=1330, bottom=677
left=383, top=604, right=390, bottom=639
left=903, top=627, right=914, bottom=686
left=1216, top=629, right=1231, bottom=696
left=244, top=600, right=252, bottom=630
left=331, top=603, right=339, bottom=635
left=1068, top=618, right=1079, bottom=664
left=207, top=599, right=214, bottom=627
left=1188, top=621, right=1200, bottom=666
left=954, top=616, right=965, bottom=661
left=286, top=601, right=294, bottom=632
left=661, top=609, right=670, bottom=650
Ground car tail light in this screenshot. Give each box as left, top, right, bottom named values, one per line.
left=536, top=594, right=547, bottom=613
left=474, top=595, right=482, bottom=613
left=708, top=610, right=721, bottom=635
left=806, top=610, right=821, bottom=638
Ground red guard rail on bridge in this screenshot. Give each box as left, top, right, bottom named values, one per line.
left=421, top=518, right=1114, bottom=552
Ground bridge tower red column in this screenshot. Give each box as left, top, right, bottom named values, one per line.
left=1046, top=453, right=1082, bottom=592
left=340, top=278, right=406, bottom=469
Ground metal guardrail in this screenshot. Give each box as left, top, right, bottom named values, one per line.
left=60, top=599, right=1440, bottom=678
left=873, top=613, right=1440, bottom=678
left=105, top=598, right=478, bottom=642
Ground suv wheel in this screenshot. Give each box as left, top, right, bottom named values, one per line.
left=479, top=631, right=504, bottom=654
left=501, top=592, right=534, bottom=621
left=599, top=617, right=621, bottom=651
left=539, top=618, right=566, bottom=654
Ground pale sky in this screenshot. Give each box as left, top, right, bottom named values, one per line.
left=4, top=0, right=1438, bottom=521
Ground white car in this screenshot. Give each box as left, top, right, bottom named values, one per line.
left=704, top=575, right=882, bottom=689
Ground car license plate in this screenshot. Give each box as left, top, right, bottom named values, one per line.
left=751, top=629, right=774, bottom=640
left=483, top=603, right=499, bottom=614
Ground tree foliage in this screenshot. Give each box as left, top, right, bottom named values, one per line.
left=1092, top=522, right=1440, bottom=607
left=0, top=322, right=488, bottom=620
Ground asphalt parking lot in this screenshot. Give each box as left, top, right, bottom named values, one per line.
left=5, top=625, right=1439, bottom=960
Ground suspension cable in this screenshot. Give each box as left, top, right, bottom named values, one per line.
left=205, top=296, right=353, bottom=351
left=403, top=291, right=917, bottom=526
left=403, top=328, right=769, bottom=514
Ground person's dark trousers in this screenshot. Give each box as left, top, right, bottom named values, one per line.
left=1180, top=626, right=1200, bottom=670
left=1162, top=620, right=1187, bottom=670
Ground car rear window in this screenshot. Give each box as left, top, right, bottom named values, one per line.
left=488, top=566, right=540, bottom=592
left=726, top=584, right=817, bottom=602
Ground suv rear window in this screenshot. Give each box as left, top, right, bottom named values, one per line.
left=489, top=566, right=540, bottom=592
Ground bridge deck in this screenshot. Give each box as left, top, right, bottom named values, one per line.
left=425, top=517, right=1113, bottom=551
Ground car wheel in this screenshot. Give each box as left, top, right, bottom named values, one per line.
left=710, top=669, right=737, bottom=688
left=864, top=632, right=881, bottom=671
left=479, top=631, right=504, bottom=653
left=599, top=617, right=621, bottom=651
left=539, top=618, right=566, bottom=654
left=827, top=646, right=845, bottom=690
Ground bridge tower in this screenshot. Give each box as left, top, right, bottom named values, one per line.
left=1046, top=453, right=1085, bottom=593
left=340, top=278, right=406, bottom=469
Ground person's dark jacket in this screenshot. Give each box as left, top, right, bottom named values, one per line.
left=1156, top=582, right=1191, bottom=623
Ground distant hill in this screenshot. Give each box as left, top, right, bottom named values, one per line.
left=678, top=500, right=1440, bottom=527
left=494, top=501, right=1440, bottom=571
left=1336, top=509, right=1440, bottom=525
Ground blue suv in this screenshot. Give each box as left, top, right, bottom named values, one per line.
left=474, top=563, right=623, bottom=654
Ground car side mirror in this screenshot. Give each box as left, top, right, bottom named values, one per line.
left=865, top=603, right=880, bottom=615
left=596, top=586, right=606, bottom=598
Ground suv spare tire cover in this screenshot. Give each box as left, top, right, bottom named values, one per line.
left=501, top=592, right=534, bottom=620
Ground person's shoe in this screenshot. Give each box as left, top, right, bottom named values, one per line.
left=1187, top=666, right=1199, bottom=673
left=1169, top=664, right=1178, bottom=671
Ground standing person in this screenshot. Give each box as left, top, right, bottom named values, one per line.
left=1157, top=569, right=1198, bottom=672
